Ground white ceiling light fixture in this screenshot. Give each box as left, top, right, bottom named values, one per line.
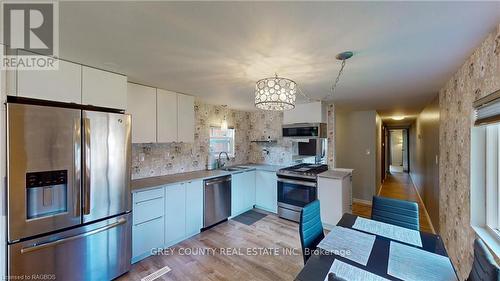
left=392, top=116, right=405, bottom=121
left=255, top=73, right=297, bottom=111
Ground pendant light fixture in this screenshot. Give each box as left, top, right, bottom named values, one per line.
left=254, top=73, right=297, bottom=111
left=253, top=51, right=353, bottom=111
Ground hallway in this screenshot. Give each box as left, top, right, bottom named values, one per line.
left=352, top=172, right=434, bottom=234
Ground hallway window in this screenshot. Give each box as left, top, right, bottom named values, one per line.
left=471, top=92, right=500, bottom=252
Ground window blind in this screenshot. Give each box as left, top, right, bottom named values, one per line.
left=474, top=89, right=500, bottom=126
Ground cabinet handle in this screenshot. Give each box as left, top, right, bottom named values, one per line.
left=134, top=216, right=162, bottom=226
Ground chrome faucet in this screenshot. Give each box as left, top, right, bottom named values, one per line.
left=217, top=152, right=230, bottom=168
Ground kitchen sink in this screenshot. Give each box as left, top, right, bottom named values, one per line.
left=219, top=166, right=250, bottom=172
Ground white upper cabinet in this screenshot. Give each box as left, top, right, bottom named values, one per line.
left=177, top=94, right=195, bottom=143
left=127, top=83, right=157, bottom=143
left=157, top=89, right=178, bottom=143
left=82, top=66, right=127, bottom=109
left=283, top=101, right=326, bottom=124
left=16, top=51, right=82, bottom=103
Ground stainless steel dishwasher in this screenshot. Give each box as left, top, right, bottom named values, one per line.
left=203, top=175, right=232, bottom=228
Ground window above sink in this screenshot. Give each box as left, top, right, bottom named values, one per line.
left=209, top=127, right=235, bottom=158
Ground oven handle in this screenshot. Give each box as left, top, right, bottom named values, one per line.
left=277, top=178, right=317, bottom=187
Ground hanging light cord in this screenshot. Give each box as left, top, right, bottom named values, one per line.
left=296, top=57, right=350, bottom=103
left=324, top=59, right=347, bottom=100
left=297, top=85, right=316, bottom=102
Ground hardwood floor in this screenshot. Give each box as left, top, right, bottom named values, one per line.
left=352, top=201, right=371, bottom=218
left=371, top=172, right=434, bottom=234
left=118, top=210, right=304, bottom=281
left=120, top=172, right=434, bottom=281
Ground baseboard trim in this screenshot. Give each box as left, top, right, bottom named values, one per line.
left=353, top=198, right=372, bottom=206
left=408, top=173, right=436, bottom=234
left=377, top=183, right=383, bottom=196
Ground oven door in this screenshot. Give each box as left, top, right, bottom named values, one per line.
left=277, top=177, right=317, bottom=208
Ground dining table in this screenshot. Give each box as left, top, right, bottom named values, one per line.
left=294, top=213, right=459, bottom=281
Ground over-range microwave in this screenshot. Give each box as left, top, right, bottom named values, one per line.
left=282, top=123, right=327, bottom=139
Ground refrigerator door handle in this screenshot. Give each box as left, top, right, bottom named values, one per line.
left=83, top=117, right=91, bottom=215
left=20, top=218, right=127, bottom=254
left=74, top=118, right=81, bottom=217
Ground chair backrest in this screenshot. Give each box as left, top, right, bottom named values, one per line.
left=467, top=238, right=500, bottom=281
left=371, top=196, right=420, bottom=231
left=299, top=200, right=325, bottom=264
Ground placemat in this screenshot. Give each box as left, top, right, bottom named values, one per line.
left=352, top=217, right=422, bottom=247
left=317, top=226, right=376, bottom=266
left=324, top=259, right=390, bottom=281
left=387, top=241, right=458, bottom=281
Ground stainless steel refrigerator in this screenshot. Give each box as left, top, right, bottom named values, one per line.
left=6, top=102, right=132, bottom=280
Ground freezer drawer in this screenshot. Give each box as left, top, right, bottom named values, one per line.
left=8, top=213, right=132, bottom=281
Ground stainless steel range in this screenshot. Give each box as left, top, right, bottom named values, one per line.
left=276, top=163, right=328, bottom=222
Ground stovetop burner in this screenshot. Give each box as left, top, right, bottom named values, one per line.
left=277, top=163, right=328, bottom=179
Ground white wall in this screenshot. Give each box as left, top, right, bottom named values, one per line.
left=409, top=95, right=440, bottom=232
left=335, top=110, right=378, bottom=202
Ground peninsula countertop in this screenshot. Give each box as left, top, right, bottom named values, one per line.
left=131, top=163, right=286, bottom=192
left=318, top=168, right=354, bottom=180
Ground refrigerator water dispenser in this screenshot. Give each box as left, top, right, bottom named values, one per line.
left=26, top=170, right=68, bottom=219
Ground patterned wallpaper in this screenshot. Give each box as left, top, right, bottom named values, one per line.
left=132, top=101, right=336, bottom=179
left=131, top=101, right=294, bottom=179
left=327, top=103, right=336, bottom=169
left=439, top=24, right=500, bottom=279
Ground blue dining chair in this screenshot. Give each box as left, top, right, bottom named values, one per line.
left=299, top=200, right=325, bottom=264
left=467, top=238, right=499, bottom=281
left=371, top=196, right=420, bottom=231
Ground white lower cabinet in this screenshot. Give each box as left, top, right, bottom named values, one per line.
left=185, top=180, right=204, bottom=237
left=317, top=174, right=353, bottom=230
left=132, top=188, right=165, bottom=263
left=255, top=171, right=278, bottom=213
left=232, top=170, right=256, bottom=217
left=132, top=170, right=280, bottom=264
left=132, top=180, right=204, bottom=263
left=165, top=183, right=187, bottom=246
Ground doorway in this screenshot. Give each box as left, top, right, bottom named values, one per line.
left=388, top=129, right=409, bottom=173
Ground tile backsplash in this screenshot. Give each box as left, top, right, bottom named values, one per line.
left=131, top=101, right=294, bottom=179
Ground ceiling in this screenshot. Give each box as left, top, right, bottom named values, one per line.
left=58, top=2, right=499, bottom=116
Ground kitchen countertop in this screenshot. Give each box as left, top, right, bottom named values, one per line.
left=318, top=168, right=353, bottom=180
left=131, top=163, right=287, bottom=192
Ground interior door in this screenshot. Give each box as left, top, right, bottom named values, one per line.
left=82, top=111, right=131, bottom=223
left=403, top=129, right=409, bottom=172
left=7, top=103, right=82, bottom=242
